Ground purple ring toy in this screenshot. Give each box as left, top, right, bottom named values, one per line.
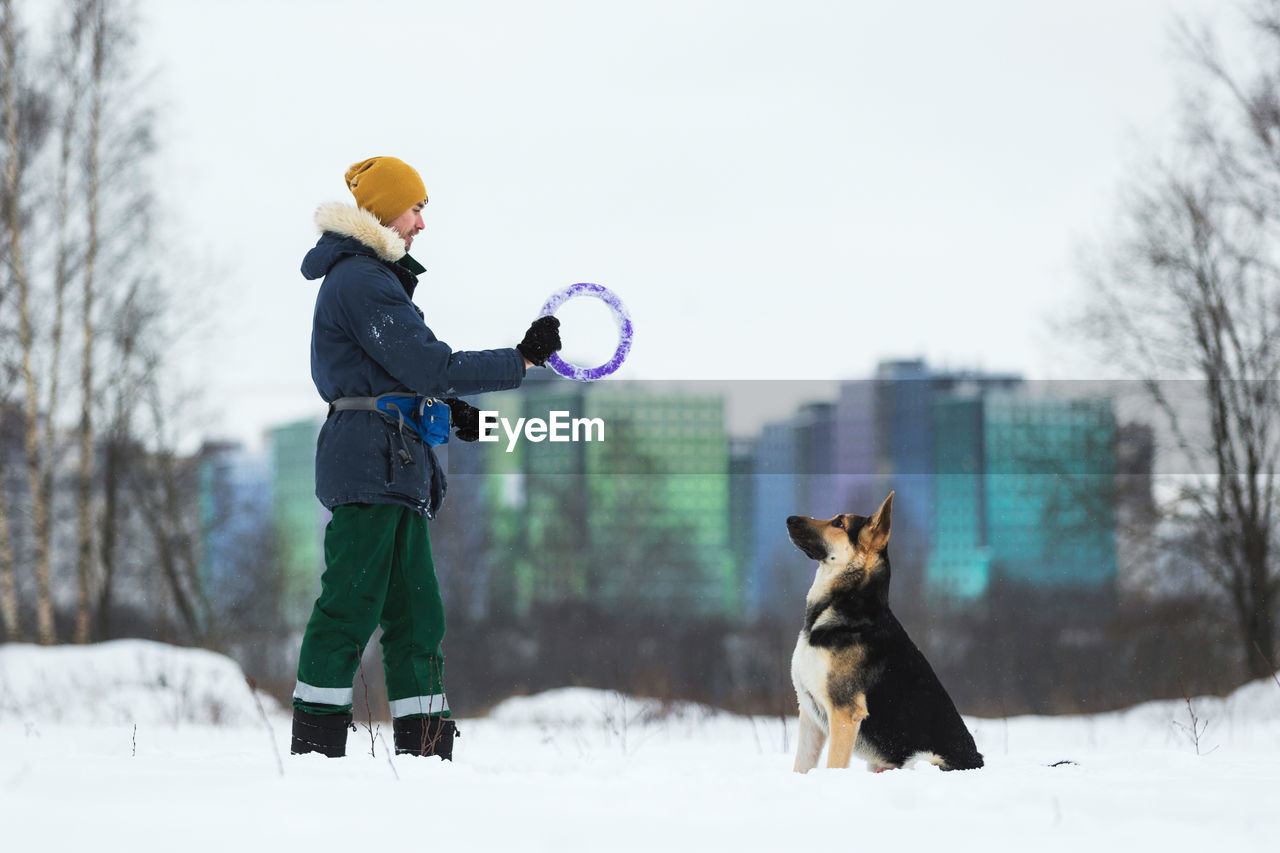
left=538, top=282, right=633, bottom=381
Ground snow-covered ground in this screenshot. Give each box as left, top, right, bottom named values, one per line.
left=2, top=641, right=1277, bottom=852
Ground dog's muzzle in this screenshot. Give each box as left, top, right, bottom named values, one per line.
left=787, top=516, right=829, bottom=561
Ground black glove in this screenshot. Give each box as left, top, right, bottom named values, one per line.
left=516, top=316, right=562, bottom=367
left=444, top=397, right=481, bottom=442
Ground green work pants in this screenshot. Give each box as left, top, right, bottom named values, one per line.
left=293, top=503, right=449, bottom=718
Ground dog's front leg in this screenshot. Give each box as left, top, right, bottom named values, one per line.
left=825, top=694, right=868, bottom=769
left=793, top=707, right=825, bottom=773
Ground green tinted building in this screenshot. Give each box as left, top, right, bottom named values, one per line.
left=479, top=379, right=735, bottom=618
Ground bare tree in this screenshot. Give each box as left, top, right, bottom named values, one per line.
left=2, top=0, right=56, bottom=644
left=134, top=402, right=213, bottom=643
left=96, top=280, right=151, bottom=639
left=81, top=0, right=170, bottom=643
left=0, top=16, right=22, bottom=643
left=1078, top=1, right=1280, bottom=680
left=70, top=0, right=104, bottom=644
left=0, top=399, right=18, bottom=639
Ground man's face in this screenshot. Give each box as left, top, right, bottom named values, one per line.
left=388, top=201, right=427, bottom=251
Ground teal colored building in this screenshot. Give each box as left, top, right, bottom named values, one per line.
left=928, top=396, right=990, bottom=600
left=268, top=418, right=328, bottom=627
left=927, top=393, right=1118, bottom=602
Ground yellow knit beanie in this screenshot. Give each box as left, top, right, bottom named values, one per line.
left=344, top=156, right=428, bottom=224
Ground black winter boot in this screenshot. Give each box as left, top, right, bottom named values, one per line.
left=291, top=708, right=353, bottom=757
left=393, top=716, right=459, bottom=759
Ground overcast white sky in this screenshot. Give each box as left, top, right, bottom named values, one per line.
left=136, top=0, right=1227, bottom=447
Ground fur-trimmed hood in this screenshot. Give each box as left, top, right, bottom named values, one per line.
left=302, top=202, right=407, bottom=279
left=315, top=202, right=406, bottom=260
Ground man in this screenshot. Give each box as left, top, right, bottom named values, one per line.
left=291, top=156, right=561, bottom=759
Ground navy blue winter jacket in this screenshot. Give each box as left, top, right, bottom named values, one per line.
left=302, top=202, right=525, bottom=516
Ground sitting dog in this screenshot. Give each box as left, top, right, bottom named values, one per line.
left=787, top=492, right=983, bottom=772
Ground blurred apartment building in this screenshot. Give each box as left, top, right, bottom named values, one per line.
left=198, top=418, right=325, bottom=629
left=268, top=419, right=328, bottom=625
left=928, top=391, right=1118, bottom=602
left=476, top=375, right=736, bottom=619
left=197, top=440, right=270, bottom=614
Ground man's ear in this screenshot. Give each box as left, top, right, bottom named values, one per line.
left=858, top=491, right=894, bottom=552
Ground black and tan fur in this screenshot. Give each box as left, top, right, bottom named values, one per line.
left=788, top=493, right=983, bottom=772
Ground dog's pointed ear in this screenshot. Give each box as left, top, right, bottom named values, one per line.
left=859, top=491, right=894, bottom=552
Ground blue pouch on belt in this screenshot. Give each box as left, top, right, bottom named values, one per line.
left=377, top=395, right=450, bottom=446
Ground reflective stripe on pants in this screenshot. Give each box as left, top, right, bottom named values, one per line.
left=293, top=681, right=355, bottom=706
left=389, top=693, right=450, bottom=719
